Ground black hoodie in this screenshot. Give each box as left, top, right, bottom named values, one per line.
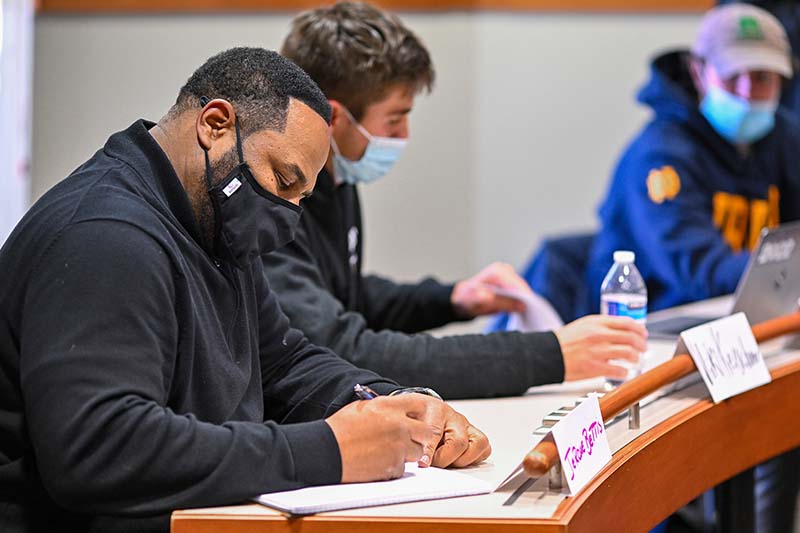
left=0, top=121, right=398, bottom=532
left=261, top=169, right=566, bottom=400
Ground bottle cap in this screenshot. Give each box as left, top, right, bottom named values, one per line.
left=613, top=250, right=635, bottom=264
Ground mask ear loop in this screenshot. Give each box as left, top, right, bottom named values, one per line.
left=330, top=135, right=344, bottom=157
left=199, top=96, right=223, bottom=254
left=199, top=96, right=215, bottom=191
left=340, top=105, right=374, bottom=142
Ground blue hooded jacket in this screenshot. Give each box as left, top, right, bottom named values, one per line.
left=586, top=50, right=800, bottom=312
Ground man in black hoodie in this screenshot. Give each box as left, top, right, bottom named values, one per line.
left=0, top=47, right=489, bottom=533
left=263, top=1, right=648, bottom=401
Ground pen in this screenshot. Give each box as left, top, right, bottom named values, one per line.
left=353, top=383, right=378, bottom=400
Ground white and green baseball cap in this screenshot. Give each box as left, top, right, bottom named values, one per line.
left=693, top=3, right=792, bottom=79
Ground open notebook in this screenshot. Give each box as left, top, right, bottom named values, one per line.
left=254, top=462, right=493, bottom=516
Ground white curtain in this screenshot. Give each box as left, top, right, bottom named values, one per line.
left=0, top=0, right=33, bottom=246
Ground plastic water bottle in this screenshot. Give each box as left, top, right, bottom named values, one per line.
left=600, top=250, right=647, bottom=389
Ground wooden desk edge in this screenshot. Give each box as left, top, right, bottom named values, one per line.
left=172, top=358, right=800, bottom=533
left=551, top=358, right=800, bottom=532
left=170, top=513, right=566, bottom=532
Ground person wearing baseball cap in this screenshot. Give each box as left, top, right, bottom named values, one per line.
left=692, top=3, right=793, bottom=146
left=588, top=3, right=800, bottom=313
left=718, top=0, right=800, bottom=114
left=587, top=4, right=800, bottom=531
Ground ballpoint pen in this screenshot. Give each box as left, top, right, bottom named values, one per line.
left=353, top=383, right=378, bottom=400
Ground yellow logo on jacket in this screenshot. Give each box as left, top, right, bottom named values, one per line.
left=713, top=185, right=780, bottom=252
left=647, top=166, right=681, bottom=204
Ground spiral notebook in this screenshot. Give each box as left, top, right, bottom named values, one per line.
left=254, top=463, right=493, bottom=516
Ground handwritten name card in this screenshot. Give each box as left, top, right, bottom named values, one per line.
left=678, top=312, right=771, bottom=403
left=550, top=395, right=612, bottom=495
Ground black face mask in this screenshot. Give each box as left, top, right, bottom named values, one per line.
left=203, top=118, right=302, bottom=270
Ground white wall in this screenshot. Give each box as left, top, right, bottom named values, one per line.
left=32, top=11, right=701, bottom=287
left=1, top=0, right=34, bottom=245
left=470, top=13, right=699, bottom=270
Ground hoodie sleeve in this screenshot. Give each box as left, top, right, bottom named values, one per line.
left=359, top=274, right=462, bottom=333
left=261, top=227, right=565, bottom=400
left=18, top=220, right=395, bottom=518
left=614, top=139, right=749, bottom=306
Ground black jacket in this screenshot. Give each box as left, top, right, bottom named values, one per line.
left=261, top=170, right=565, bottom=400
left=0, top=121, right=398, bottom=532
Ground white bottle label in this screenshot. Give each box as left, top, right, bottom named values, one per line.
left=601, top=294, right=647, bottom=323
left=601, top=293, right=647, bottom=382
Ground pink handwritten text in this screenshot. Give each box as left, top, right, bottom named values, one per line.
left=562, top=420, right=604, bottom=481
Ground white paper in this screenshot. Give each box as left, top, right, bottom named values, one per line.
left=679, top=312, right=771, bottom=403
left=254, top=463, right=493, bottom=516
left=550, top=395, right=612, bottom=495
left=492, top=287, right=564, bottom=332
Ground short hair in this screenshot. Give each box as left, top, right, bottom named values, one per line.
left=281, top=2, right=435, bottom=120
left=172, top=47, right=332, bottom=134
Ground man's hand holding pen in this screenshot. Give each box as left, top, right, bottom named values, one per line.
left=325, top=388, right=491, bottom=484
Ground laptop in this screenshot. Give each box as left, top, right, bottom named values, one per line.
left=647, top=221, right=800, bottom=337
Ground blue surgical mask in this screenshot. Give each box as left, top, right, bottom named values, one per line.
left=700, top=85, right=778, bottom=145
left=331, top=108, right=407, bottom=185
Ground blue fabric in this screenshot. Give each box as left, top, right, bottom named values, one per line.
left=587, top=50, right=800, bottom=313
left=487, top=233, right=595, bottom=332
left=649, top=520, right=668, bottom=533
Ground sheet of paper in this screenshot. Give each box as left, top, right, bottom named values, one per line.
left=678, top=312, right=771, bottom=403
left=550, top=395, right=612, bottom=495
left=254, top=463, right=493, bottom=516
left=492, top=287, right=564, bottom=332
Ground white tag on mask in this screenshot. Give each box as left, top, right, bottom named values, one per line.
left=223, top=178, right=242, bottom=197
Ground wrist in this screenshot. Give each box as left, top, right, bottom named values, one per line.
left=389, top=386, right=443, bottom=401
left=450, top=282, right=474, bottom=319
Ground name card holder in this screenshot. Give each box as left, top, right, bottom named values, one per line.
left=677, top=312, right=771, bottom=403
left=550, top=395, right=612, bottom=495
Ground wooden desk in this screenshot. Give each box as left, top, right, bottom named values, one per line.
left=172, top=298, right=800, bottom=532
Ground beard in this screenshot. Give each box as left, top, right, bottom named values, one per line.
left=191, top=147, right=240, bottom=251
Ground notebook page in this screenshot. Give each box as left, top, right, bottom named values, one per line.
left=255, top=463, right=493, bottom=516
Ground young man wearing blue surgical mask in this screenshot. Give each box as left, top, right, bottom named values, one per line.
left=262, top=1, right=648, bottom=401
left=587, top=3, right=800, bottom=313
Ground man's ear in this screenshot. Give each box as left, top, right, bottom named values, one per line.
left=328, top=99, right=350, bottom=130
left=196, top=99, right=236, bottom=151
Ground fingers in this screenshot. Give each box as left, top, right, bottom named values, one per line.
left=431, top=417, right=470, bottom=468
left=595, top=361, right=629, bottom=380
left=450, top=426, right=492, bottom=468
left=597, top=315, right=648, bottom=336
left=583, top=316, right=648, bottom=351
left=593, top=328, right=647, bottom=354
left=491, top=294, right=526, bottom=313
left=596, top=314, right=645, bottom=329
left=382, top=395, right=446, bottom=466
left=363, top=396, right=492, bottom=472
left=403, top=433, right=426, bottom=464
left=598, top=344, right=641, bottom=363
left=404, top=417, right=443, bottom=466
left=480, top=264, right=532, bottom=294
